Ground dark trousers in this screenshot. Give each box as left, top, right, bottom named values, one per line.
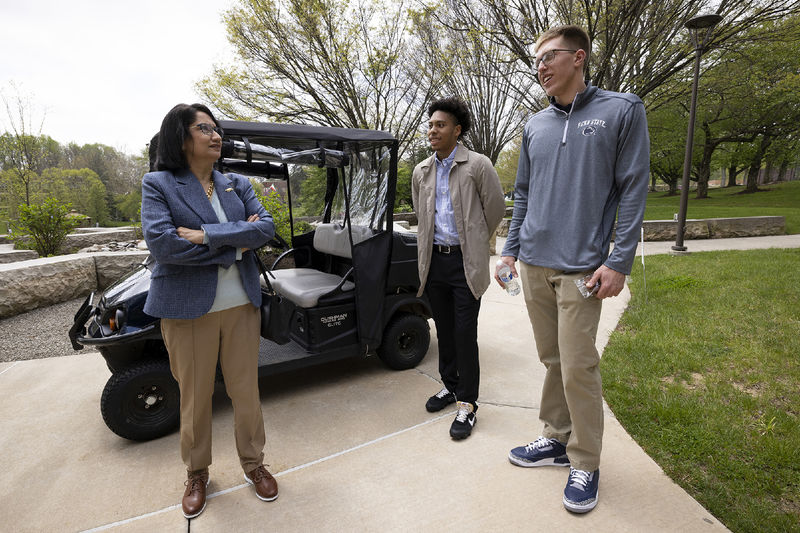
left=425, top=249, right=482, bottom=406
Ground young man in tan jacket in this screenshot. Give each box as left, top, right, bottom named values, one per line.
left=411, top=96, right=505, bottom=439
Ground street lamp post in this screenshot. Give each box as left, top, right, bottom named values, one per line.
left=672, top=13, right=723, bottom=254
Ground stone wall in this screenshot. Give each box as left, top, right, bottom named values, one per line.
left=4, top=227, right=139, bottom=255
left=61, top=228, right=138, bottom=254
left=641, top=216, right=785, bottom=241
left=0, top=251, right=149, bottom=319
left=0, top=249, right=38, bottom=264
left=469, top=215, right=783, bottom=242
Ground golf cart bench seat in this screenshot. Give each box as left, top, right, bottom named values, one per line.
left=265, top=223, right=374, bottom=308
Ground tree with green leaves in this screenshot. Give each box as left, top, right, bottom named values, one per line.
left=198, top=0, right=437, bottom=157
left=0, top=84, right=60, bottom=207
left=38, top=168, right=110, bottom=225
left=685, top=15, right=800, bottom=196
left=494, top=136, right=520, bottom=196
left=439, top=0, right=800, bottom=103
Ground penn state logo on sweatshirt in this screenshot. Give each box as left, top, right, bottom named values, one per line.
left=577, top=119, right=607, bottom=136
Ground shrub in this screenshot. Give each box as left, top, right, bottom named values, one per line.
left=257, top=189, right=291, bottom=246
left=293, top=220, right=313, bottom=235
left=12, top=198, right=81, bottom=256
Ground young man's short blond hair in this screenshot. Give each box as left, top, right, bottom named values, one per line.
left=534, top=25, right=591, bottom=73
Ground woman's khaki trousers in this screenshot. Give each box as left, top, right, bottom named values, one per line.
left=161, top=303, right=265, bottom=474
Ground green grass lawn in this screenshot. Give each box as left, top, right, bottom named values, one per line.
left=602, top=249, right=800, bottom=532
left=643, top=181, right=800, bottom=234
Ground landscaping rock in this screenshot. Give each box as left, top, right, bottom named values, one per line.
left=94, top=251, right=150, bottom=288
left=641, top=220, right=709, bottom=241
left=496, top=218, right=510, bottom=238
left=61, top=228, right=138, bottom=254
left=0, top=255, right=97, bottom=319
left=77, top=241, right=140, bottom=254
left=707, top=216, right=785, bottom=238
left=0, top=249, right=38, bottom=264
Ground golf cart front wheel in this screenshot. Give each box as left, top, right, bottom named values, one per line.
left=377, top=313, right=430, bottom=370
left=100, top=359, right=180, bottom=441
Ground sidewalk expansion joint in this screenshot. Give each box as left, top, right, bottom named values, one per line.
left=81, top=410, right=455, bottom=532
left=0, top=361, right=21, bottom=378
left=478, top=400, right=537, bottom=410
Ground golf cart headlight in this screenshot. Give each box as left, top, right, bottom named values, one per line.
left=107, top=307, right=126, bottom=332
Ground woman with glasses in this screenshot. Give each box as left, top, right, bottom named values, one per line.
left=141, top=103, right=278, bottom=519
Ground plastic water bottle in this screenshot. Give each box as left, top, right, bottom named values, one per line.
left=497, top=260, right=520, bottom=296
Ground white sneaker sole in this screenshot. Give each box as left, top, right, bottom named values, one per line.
left=563, top=490, right=599, bottom=513
left=182, top=478, right=210, bottom=519
left=508, top=451, right=570, bottom=468
left=244, top=473, right=279, bottom=502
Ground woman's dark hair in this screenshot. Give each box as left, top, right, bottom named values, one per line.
left=427, top=96, right=472, bottom=138
left=155, top=103, right=218, bottom=171
left=147, top=133, right=159, bottom=172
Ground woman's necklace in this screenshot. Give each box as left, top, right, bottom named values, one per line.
left=205, top=180, right=214, bottom=199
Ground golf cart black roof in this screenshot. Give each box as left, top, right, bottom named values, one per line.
left=218, top=120, right=397, bottom=148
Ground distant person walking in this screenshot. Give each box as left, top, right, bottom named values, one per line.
left=497, top=25, right=649, bottom=513
left=141, top=103, right=278, bottom=518
left=412, top=96, right=505, bottom=440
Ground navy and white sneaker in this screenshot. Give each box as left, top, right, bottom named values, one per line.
left=449, top=401, right=476, bottom=439
left=563, top=468, right=599, bottom=513
left=508, top=436, right=570, bottom=467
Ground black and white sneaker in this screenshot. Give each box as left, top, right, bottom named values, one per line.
left=449, top=401, right=477, bottom=440
left=426, top=387, right=456, bottom=412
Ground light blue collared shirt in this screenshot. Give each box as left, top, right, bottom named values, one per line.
left=433, top=145, right=459, bottom=246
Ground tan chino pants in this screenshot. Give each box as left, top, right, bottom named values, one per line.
left=161, top=303, right=265, bottom=474
left=520, top=262, right=604, bottom=471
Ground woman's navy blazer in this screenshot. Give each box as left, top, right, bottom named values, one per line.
left=141, top=169, right=275, bottom=319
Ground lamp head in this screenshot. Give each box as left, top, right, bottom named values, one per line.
left=686, top=13, right=723, bottom=49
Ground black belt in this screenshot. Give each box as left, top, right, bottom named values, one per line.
left=433, top=243, right=460, bottom=254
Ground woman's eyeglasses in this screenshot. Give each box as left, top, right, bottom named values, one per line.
left=193, top=123, right=224, bottom=137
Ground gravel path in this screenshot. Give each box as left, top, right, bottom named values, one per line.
left=0, top=297, right=96, bottom=363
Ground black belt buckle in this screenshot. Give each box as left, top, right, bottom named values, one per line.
left=435, top=244, right=459, bottom=254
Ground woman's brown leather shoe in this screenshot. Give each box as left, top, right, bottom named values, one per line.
left=244, top=465, right=278, bottom=501
left=182, top=469, right=210, bottom=518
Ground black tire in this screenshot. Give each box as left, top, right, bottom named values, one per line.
left=377, top=313, right=430, bottom=370
left=100, top=359, right=180, bottom=441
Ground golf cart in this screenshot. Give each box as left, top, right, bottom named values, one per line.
left=69, top=120, right=431, bottom=441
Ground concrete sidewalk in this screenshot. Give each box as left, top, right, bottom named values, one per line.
left=7, top=234, right=795, bottom=532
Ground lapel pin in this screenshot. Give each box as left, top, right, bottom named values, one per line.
left=225, top=187, right=234, bottom=192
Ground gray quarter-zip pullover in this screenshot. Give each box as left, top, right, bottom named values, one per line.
left=502, top=82, right=650, bottom=275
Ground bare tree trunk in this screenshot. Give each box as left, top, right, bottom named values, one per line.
left=764, top=159, right=775, bottom=184
left=745, top=135, right=773, bottom=192
left=777, top=159, right=788, bottom=182
left=695, top=141, right=715, bottom=199
left=726, top=164, right=738, bottom=187
left=668, top=180, right=679, bottom=195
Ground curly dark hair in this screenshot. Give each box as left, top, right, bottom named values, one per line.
left=428, top=96, right=471, bottom=139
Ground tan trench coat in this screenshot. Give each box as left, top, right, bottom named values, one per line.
left=411, top=143, right=506, bottom=299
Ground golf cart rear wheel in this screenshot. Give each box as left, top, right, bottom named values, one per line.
left=377, top=313, right=430, bottom=370
left=100, top=359, right=179, bottom=441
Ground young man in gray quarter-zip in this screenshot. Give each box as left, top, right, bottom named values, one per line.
left=496, top=25, right=649, bottom=514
